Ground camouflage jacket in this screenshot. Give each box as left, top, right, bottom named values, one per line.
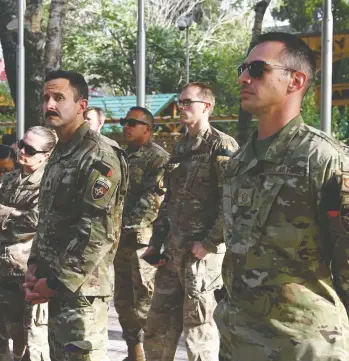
left=0, top=165, right=46, bottom=278
left=29, top=123, right=128, bottom=297
left=150, top=125, right=238, bottom=253
left=121, top=141, right=169, bottom=246
left=221, top=115, right=349, bottom=360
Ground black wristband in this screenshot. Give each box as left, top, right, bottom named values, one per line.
left=46, top=276, right=60, bottom=290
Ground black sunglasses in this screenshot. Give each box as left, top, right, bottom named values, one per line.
left=177, top=99, right=207, bottom=107
left=120, top=118, right=149, bottom=127
left=17, top=139, right=47, bottom=156
left=238, top=60, right=297, bottom=79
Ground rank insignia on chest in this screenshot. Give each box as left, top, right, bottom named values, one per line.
left=237, top=188, right=253, bottom=207
left=92, top=177, right=111, bottom=200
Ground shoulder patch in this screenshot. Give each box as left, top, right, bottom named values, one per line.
left=92, top=177, right=112, bottom=200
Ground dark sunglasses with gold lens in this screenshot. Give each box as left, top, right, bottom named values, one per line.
left=17, top=139, right=47, bottom=156
left=238, top=60, right=297, bottom=79
left=120, top=118, right=149, bottom=127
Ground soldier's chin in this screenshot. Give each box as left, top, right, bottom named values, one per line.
left=179, top=116, right=189, bottom=124
left=45, top=116, right=60, bottom=127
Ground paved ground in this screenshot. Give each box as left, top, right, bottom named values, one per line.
left=108, top=305, right=187, bottom=360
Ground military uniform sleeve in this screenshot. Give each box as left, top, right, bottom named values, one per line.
left=0, top=204, right=16, bottom=230
left=122, top=154, right=168, bottom=232
left=318, top=152, right=349, bottom=312
left=201, top=137, right=239, bottom=253
left=2, top=198, right=39, bottom=236
left=149, top=188, right=170, bottom=251
left=53, top=150, right=122, bottom=293
left=0, top=175, right=40, bottom=235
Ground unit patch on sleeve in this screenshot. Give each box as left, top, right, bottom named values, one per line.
left=92, top=177, right=112, bottom=200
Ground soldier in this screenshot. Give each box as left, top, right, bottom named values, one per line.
left=23, top=70, right=128, bottom=361
left=84, top=106, right=106, bottom=133
left=215, top=32, right=349, bottom=361
left=0, top=126, right=56, bottom=361
left=0, top=144, right=16, bottom=176
left=114, top=106, right=169, bottom=361
left=142, top=82, right=238, bottom=361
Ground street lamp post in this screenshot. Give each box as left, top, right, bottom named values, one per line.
left=186, top=27, right=189, bottom=84
left=320, top=0, right=333, bottom=135
left=17, top=0, right=25, bottom=139
left=176, top=12, right=195, bottom=84
left=136, top=0, right=146, bottom=107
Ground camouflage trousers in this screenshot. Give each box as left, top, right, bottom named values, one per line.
left=114, top=245, right=156, bottom=345
left=48, top=295, right=110, bottom=361
left=144, top=242, right=224, bottom=361
left=0, top=281, right=50, bottom=361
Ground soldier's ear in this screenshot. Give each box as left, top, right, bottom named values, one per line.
left=77, top=99, right=88, bottom=114
left=288, top=71, right=307, bottom=93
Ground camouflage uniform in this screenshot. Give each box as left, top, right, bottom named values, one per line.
left=215, top=115, right=349, bottom=361
left=0, top=166, right=50, bottom=361
left=114, top=141, right=169, bottom=346
left=144, top=126, right=238, bottom=361
left=28, top=123, right=128, bottom=361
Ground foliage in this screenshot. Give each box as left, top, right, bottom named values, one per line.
left=0, top=83, right=16, bottom=127
left=272, top=0, right=349, bottom=32
left=301, top=88, right=320, bottom=128
left=61, top=0, right=251, bottom=133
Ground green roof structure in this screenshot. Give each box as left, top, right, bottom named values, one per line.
left=88, top=93, right=177, bottom=119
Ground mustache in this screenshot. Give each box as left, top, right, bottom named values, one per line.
left=45, top=110, right=60, bottom=118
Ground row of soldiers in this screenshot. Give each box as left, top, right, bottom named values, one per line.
left=2, top=30, right=349, bottom=361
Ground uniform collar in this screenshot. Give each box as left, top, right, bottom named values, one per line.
left=240, top=115, right=304, bottom=166
left=56, top=122, right=90, bottom=158
left=26, top=162, right=46, bottom=184
left=179, top=126, right=212, bottom=153
left=126, top=140, right=152, bottom=158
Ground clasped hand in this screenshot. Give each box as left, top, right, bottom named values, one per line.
left=23, top=265, right=56, bottom=304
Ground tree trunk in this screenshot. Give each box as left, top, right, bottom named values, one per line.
left=237, top=0, right=271, bottom=145
left=25, top=0, right=45, bottom=128
left=0, top=0, right=45, bottom=129
left=45, top=0, right=68, bottom=72
left=0, top=0, right=17, bottom=103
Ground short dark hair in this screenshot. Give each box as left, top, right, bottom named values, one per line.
left=45, top=70, right=89, bottom=101
left=253, top=32, right=316, bottom=92
left=0, top=144, right=16, bottom=160
left=129, top=106, right=154, bottom=125
left=2, top=133, right=16, bottom=147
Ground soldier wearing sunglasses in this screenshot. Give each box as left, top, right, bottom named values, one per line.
left=142, top=82, right=238, bottom=361
left=0, top=126, right=56, bottom=361
left=215, top=32, right=349, bottom=361
left=114, top=106, right=169, bottom=361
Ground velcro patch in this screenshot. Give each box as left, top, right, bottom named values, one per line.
left=92, top=177, right=111, bottom=200
left=92, top=160, right=112, bottom=177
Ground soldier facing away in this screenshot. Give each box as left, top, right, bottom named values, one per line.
left=23, top=70, right=128, bottom=361
left=215, top=32, right=349, bottom=361
left=0, top=126, right=56, bottom=361
left=142, top=82, right=239, bottom=361
left=84, top=106, right=106, bottom=133
left=114, top=106, right=169, bottom=361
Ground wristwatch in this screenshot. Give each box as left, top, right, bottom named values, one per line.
left=46, top=276, right=60, bottom=290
